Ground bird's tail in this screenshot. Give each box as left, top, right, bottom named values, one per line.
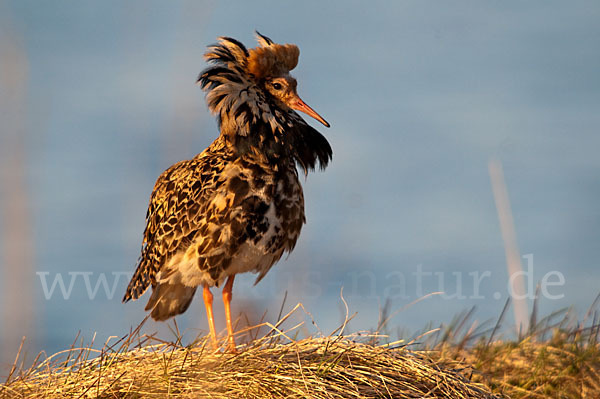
left=144, top=282, right=197, bottom=321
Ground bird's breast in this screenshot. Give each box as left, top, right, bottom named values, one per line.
left=231, top=158, right=306, bottom=257
left=160, top=157, right=305, bottom=288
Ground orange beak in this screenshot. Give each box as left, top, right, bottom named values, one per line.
left=290, top=95, right=330, bottom=128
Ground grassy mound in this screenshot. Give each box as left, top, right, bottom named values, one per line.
left=1, top=302, right=502, bottom=399
left=1, top=334, right=501, bottom=399
left=2, top=301, right=600, bottom=398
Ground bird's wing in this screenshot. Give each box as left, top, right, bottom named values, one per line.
left=123, top=155, right=217, bottom=302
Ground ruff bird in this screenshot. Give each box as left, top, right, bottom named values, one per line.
left=123, top=32, right=332, bottom=351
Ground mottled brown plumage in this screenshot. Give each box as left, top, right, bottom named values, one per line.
left=123, top=32, right=332, bottom=349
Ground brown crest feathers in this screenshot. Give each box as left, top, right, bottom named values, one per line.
left=247, top=32, right=299, bottom=78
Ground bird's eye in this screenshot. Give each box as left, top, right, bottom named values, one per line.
left=272, top=83, right=283, bottom=90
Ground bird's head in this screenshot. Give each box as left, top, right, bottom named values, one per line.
left=197, top=32, right=332, bottom=172
left=246, top=33, right=329, bottom=128
left=261, top=76, right=329, bottom=128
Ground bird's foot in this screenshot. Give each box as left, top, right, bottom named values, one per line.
left=226, top=336, right=237, bottom=353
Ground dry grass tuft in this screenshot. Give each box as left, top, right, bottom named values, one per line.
left=437, top=336, right=600, bottom=398
left=1, top=304, right=500, bottom=399
left=413, top=297, right=600, bottom=398
left=4, top=297, right=600, bottom=398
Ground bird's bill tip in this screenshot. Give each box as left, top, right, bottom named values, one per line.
left=290, top=96, right=330, bottom=128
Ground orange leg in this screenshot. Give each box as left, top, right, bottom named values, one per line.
left=202, top=284, right=218, bottom=349
left=222, top=275, right=237, bottom=352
